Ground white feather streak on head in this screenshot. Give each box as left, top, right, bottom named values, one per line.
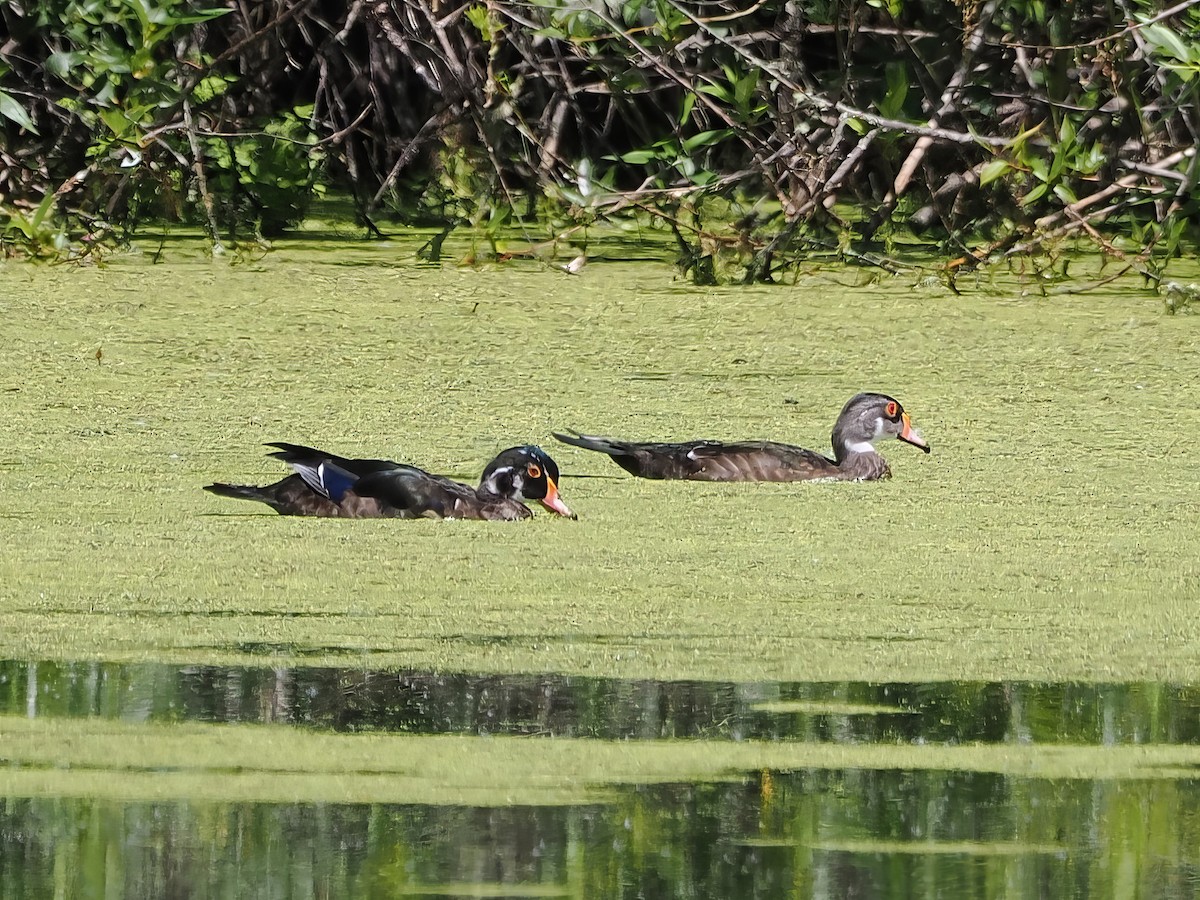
left=481, top=464, right=523, bottom=499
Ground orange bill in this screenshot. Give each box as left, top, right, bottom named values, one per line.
left=898, top=412, right=931, bottom=453
left=539, top=476, right=578, bottom=519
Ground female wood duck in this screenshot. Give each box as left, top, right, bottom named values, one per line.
left=553, top=393, right=930, bottom=482
left=204, top=443, right=576, bottom=520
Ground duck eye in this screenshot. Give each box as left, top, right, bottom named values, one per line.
left=526, top=463, right=542, bottom=479
left=885, top=401, right=898, bottom=418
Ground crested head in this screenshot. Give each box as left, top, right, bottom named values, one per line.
left=831, top=392, right=930, bottom=462
left=479, top=446, right=575, bottom=517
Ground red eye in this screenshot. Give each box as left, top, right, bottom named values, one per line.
left=885, top=401, right=898, bottom=418
left=526, top=464, right=542, bottom=479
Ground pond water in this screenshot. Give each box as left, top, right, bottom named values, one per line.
left=3, top=660, right=1200, bottom=899
left=1, top=232, right=1199, bottom=897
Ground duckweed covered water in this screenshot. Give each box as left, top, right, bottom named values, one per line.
left=1, top=238, right=1197, bottom=681
left=2, top=234, right=1199, bottom=898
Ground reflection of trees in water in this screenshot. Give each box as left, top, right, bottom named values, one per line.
left=6, top=660, right=1200, bottom=746
left=4, top=661, right=1200, bottom=897
left=3, top=770, right=1198, bottom=899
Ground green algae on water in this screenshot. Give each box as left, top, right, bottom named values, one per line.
left=1, top=240, right=1199, bottom=682
left=3, top=715, right=1200, bottom=807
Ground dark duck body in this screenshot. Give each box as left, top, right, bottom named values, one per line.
left=205, top=443, right=576, bottom=520
left=553, top=393, right=930, bottom=482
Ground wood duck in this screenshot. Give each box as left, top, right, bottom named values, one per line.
left=204, top=443, right=576, bottom=520
left=553, top=393, right=930, bottom=482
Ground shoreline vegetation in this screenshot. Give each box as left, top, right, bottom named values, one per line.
left=1, top=0, right=1198, bottom=288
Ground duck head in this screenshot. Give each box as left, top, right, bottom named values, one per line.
left=479, top=446, right=577, bottom=518
left=831, top=393, right=930, bottom=462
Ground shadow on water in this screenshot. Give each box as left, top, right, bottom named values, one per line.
left=4, top=660, right=1200, bottom=899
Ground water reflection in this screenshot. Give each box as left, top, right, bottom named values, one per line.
left=3, top=661, right=1199, bottom=899
left=5, top=659, right=1200, bottom=746
left=3, top=772, right=1196, bottom=899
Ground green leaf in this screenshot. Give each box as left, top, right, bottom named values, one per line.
left=5, top=212, right=34, bottom=239
left=30, top=190, right=58, bottom=229
left=1052, top=183, right=1078, bottom=204
left=879, top=62, right=908, bottom=118
left=1078, top=142, right=1106, bottom=174
left=46, top=50, right=80, bottom=80
left=697, top=83, right=733, bottom=103
left=615, top=149, right=659, bottom=164
left=234, top=142, right=255, bottom=168
left=1142, top=23, right=1191, bottom=62
left=193, top=75, right=232, bottom=104
left=680, top=92, right=696, bottom=126
left=674, top=156, right=696, bottom=178
left=979, top=158, right=1010, bottom=186
left=1048, top=146, right=1065, bottom=182
left=125, top=0, right=152, bottom=35
left=465, top=5, right=493, bottom=40
left=621, top=0, right=647, bottom=27
left=1021, top=182, right=1048, bottom=206
left=1005, top=121, right=1043, bottom=156
left=98, top=107, right=133, bottom=138
left=1059, top=116, right=1076, bottom=148
left=734, top=68, right=760, bottom=111
left=682, top=129, right=730, bottom=152
left=0, top=89, right=37, bottom=134
left=171, top=7, right=233, bottom=26
left=488, top=203, right=512, bottom=228
left=1165, top=216, right=1187, bottom=255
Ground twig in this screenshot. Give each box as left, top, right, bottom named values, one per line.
left=207, top=0, right=318, bottom=70
left=823, top=127, right=874, bottom=194
left=369, top=108, right=452, bottom=209
left=181, top=97, right=223, bottom=252
left=1121, top=159, right=1190, bottom=183
left=1049, top=264, right=1136, bottom=294
left=984, top=0, right=1200, bottom=51
left=1004, top=201, right=1124, bottom=257
left=334, top=0, right=365, bottom=43
left=1034, top=147, right=1195, bottom=231
left=832, top=106, right=1008, bottom=147
left=315, top=105, right=373, bottom=147
left=890, top=0, right=1000, bottom=197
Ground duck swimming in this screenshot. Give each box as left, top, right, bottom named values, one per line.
left=553, top=393, right=929, bottom=482
left=204, top=442, right=576, bottom=520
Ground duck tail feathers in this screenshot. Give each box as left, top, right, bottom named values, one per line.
left=263, top=442, right=325, bottom=463
left=552, top=430, right=633, bottom=456
left=203, top=482, right=272, bottom=504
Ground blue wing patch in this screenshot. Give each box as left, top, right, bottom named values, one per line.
left=317, top=461, right=359, bottom=502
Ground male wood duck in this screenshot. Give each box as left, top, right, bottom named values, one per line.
left=204, top=442, right=576, bottom=520
left=553, top=393, right=930, bottom=482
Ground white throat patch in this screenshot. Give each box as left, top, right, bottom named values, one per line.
left=844, top=416, right=887, bottom=455
left=844, top=440, right=876, bottom=456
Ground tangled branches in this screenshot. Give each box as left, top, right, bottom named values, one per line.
left=1, top=0, right=1198, bottom=283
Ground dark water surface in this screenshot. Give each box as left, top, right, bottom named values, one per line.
left=7, top=660, right=1200, bottom=744
left=3, top=660, right=1198, bottom=899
